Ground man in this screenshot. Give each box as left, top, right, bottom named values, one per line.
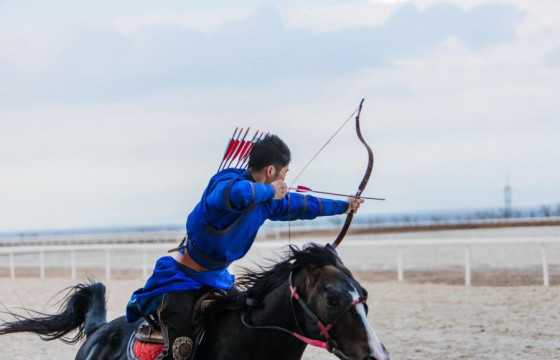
left=126, top=135, right=363, bottom=360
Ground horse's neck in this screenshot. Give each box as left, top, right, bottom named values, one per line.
left=250, top=281, right=301, bottom=328
left=205, top=281, right=307, bottom=360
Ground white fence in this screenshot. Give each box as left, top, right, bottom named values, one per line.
left=0, top=236, right=558, bottom=286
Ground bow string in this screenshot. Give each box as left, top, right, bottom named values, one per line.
left=288, top=99, right=374, bottom=248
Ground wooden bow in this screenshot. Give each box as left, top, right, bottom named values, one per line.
left=331, top=99, right=374, bottom=249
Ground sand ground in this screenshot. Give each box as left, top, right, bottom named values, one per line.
left=0, top=277, right=558, bottom=360
left=1, top=226, right=559, bottom=359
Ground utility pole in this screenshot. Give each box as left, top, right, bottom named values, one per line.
left=504, top=174, right=512, bottom=218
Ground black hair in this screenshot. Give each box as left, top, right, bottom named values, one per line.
left=248, top=134, right=291, bottom=172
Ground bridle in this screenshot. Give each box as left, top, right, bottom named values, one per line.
left=241, top=268, right=367, bottom=359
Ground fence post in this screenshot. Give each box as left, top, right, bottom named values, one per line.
left=71, top=250, right=77, bottom=280
left=464, top=245, right=471, bottom=286
left=542, top=244, right=549, bottom=287
left=397, top=247, right=404, bottom=282
left=9, top=252, right=15, bottom=279
left=105, top=249, right=111, bottom=281
left=40, top=251, right=45, bottom=279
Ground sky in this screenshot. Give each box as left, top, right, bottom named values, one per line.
left=1, top=0, right=559, bottom=232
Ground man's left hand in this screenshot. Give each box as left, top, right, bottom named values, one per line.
left=345, top=197, right=364, bottom=214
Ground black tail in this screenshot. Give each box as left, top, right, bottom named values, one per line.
left=0, top=281, right=107, bottom=344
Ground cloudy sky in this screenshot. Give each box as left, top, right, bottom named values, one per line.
left=1, top=0, right=559, bottom=232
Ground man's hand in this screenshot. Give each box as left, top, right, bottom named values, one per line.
left=345, top=197, right=364, bottom=214
left=272, top=180, right=288, bottom=199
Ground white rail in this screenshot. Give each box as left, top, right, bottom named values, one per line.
left=0, top=237, right=558, bottom=286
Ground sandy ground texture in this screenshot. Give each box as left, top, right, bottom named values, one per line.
left=0, top=277, right=558, bottom=360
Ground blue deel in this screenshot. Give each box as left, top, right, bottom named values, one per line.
left=126, top=168, right=348, bottom=322
left=186, top=168, right=349, bottom=270
left=126, top=256, right=234, bottom=322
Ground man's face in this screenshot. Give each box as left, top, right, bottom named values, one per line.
left=266, top=164, right=290, bottom=183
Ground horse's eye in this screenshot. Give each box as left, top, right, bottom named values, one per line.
left=326, top=295, right=340, bottom=307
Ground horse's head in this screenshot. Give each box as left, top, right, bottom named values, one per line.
left=291, top=244, right=391, bottom=360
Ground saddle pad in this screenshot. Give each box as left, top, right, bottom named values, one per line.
left=132, top=340, right=164, bottom=360
left=128, top=331, right=164, bottom=360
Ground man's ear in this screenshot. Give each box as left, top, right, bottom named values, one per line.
left=266, top=165, right=276, bottom=177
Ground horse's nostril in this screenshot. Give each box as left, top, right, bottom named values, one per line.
left=363, top=352, right=390, bottom=360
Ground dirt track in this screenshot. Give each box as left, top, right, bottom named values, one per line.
left=1, top=277, right=558, bottom=360
left=1, top=226, right=559, bottom=359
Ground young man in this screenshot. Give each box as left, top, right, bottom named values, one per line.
left=126, top=135, right=363, bottom=360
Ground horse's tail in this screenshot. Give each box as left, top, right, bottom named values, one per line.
left=0, top=281, right=107, bottom=344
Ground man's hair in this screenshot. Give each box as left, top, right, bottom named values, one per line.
left=248, top=135, right=291, bottom=172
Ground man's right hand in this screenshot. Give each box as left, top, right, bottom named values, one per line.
left=271, top=180, right=288, bottom=199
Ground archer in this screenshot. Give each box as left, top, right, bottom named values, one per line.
left=126, top=134, right=364, bottom=360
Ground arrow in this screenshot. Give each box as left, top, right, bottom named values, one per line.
left=290, top=185, right=385, bottom=201
left=240, top=131, right=268, bottom=169
left=234, top=130, right=260, bottom=168
left=224, top=127, right=250, bottom=169
left=218, top=127, right=240, bottom=172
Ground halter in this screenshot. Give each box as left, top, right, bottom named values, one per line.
left=241, top=269, right=367, bottom=358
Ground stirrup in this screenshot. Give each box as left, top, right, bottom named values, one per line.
left=135, top=321, right=164, bottom=344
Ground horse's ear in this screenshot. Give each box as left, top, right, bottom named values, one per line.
left=324, top=243, right=354, bottom=278
left=325, top=243, right=337, bottom=255
left=324, top=243, right=344, bottom=267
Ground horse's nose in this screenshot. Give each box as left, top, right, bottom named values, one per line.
left=363, top=345, right=391, bottom=360
left=363, top=354, right=391, bottom=360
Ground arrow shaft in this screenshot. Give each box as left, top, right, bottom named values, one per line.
left=291, top=187, right=384, bottom=201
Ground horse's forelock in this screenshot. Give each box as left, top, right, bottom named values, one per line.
left=290, top=243, right=341, bottom=270
left=238, top=243, right=339, bottom=299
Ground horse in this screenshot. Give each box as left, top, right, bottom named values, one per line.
left=0, top=243, right=390, bottom=360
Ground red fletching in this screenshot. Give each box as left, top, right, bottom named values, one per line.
left=240, top=130, right=266, bottom=168
left=234, top=140, right=249, bottom=161
left=218, top=128, right=271, bottom=171
left=224, top=127, right=250, bottom=169
left=218, top=127, right=240, bottom=171
left=237, top=130, right=260, bottom=166
left=225, top=139, right=238, bottom=160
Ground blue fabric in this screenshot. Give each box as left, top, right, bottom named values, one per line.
left=126, top=256, right=234, bottom=322
left=126, top=168, right=349, bottom=322
left=186, top=168, right=349, bottom=270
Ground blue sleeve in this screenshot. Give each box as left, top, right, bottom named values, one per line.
left=206, top=179, right=276, bottom=212
left=268, top=193, right=349, bottom=221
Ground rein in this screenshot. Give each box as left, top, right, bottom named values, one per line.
left=240, top=270, right=367, bottom=358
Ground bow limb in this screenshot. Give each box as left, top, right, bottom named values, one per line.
left=331, top=98, right=374, bottom=249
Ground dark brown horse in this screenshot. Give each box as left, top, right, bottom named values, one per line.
left=0, top=243, right=390, bottom=360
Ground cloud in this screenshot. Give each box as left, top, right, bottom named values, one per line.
left=0, top=3, right=524, bottom=106
left=546, top=44, right=560, bottom=67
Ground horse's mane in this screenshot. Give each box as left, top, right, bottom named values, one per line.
left=203, top=243, right=340, bottom=320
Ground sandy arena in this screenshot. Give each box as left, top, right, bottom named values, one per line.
left=1, top=226, right=559, bottom=359
left=0, top=278, right=558, bottom=360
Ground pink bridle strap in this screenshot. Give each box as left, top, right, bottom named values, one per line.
left=350, top=296, right=367, bottom=306
left=318, top=322, right=332, bottom=339
left=289, top=285, right=300, bottom=300
left=292, top=332, right=330, bottom=350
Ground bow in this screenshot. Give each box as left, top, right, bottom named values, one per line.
left=331, top=99, right=374, bottom=249
left=288, top=99, right=375, bottom=249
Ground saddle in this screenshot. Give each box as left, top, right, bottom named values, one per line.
left=127, top=291, right=221, bottom=360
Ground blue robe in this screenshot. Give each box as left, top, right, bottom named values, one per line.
left=126, top=169, right=348, bottom=322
